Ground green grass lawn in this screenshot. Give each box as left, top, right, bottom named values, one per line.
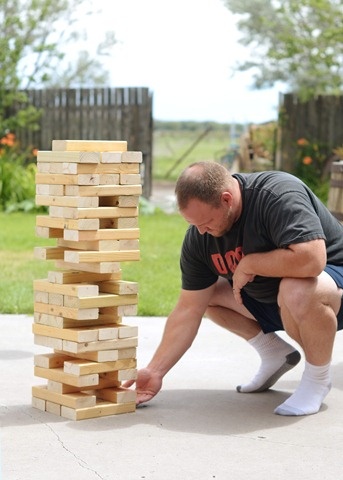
left=0, top=210, right=188, bottom=316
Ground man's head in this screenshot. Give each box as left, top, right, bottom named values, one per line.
left=175, top=161, right=240, bottom=237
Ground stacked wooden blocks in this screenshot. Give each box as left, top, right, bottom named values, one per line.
left=32, top=140, right=142, bottom=420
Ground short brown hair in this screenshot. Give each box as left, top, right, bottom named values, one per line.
left=175, top=161, right=233, bottom=210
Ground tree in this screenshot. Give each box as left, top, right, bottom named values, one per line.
left=0, top=0, right=117, bottom=134
left=223, top=0, right=343, bottom=100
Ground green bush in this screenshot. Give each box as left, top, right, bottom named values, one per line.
left=0, top=132, right=38, bottom=212
left=293, top=137, right=330, bottom=204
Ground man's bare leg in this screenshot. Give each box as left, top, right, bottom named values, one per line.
left=275, top=272, right=341, bottom=415
left=206, top=278, right=300, bottom=393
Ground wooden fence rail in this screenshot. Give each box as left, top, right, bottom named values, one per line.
left=13, top=87, right=153, bottom=198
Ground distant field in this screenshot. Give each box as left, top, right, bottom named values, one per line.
left=153, top=127, right=235, bottom=181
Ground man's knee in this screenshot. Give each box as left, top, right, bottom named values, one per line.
left=278, top=277, right=315, bottom=317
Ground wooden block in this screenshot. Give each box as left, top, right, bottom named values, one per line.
left=56, top=260, right=121, bottom=274
left=47, top=376, right=121, bottom=394
left=97, top=325, right=120, bottom=340
left=58, top=238, right=121, bottom=252
left=108, top=217, right=139, bottom=229
left=46, top=401, right=61, bottom=416
left=120, top=173, right=141, bottom=185
left=44, top=400, right=60, bottom=414
left=38, top=150, right=101, bottom=163
left=100, top=151, right=142, bottom=164
left=117, top=347, right=136, bottom=360
left=63, top=293, right=138, bottom=309
left=36, top=184, right=64, bottom=195
left=37, top=162, right=63, bottom=174
left=96, top=387, right=136, bottom=403
left=60, top=400, right=135, bottom=420
left=48, top=270, right=120, bottom=284
left=36, top=184, right=50, bottom=195
left=34, top=291, right=49, bottom=304
left=52, top=140, right=127, bottom=152
left=49, top=184, right=65, bottom=195
left=62, top=163, right=139, bottom=175
left=34, top=246, right=66, bottom=260
left=32, top=396, right=46, bottom=411
left=36, top=215, right=100, bottom=231
left=48, top=293, right=64, bottom=306
left=99, top=369, right=137, bottom=382
left=62, top=336, right=138, bottom=354
left=118, top=325, right=138, bottom=338
left=34, top=366, right=99, bottom=387
left=36, top=173, right=100, bottom=186
left=35, top=226, right=64, bottom=239
left=36, top=195, right=98, bottom=208
left=34, top=353, right=72, bottom=369
left=100, top=152, right=122, bottom=163
left=34, top=334, right=63, bottom=349
left=34, top=301, right=99, bottom=320
left=99, top=195, right=140, bottom=207
left=117, top=304, right=138, bottom=316
left=64, top=184, right=142, bottom=197
left=33, top=385, right=97, bottom=409
left=63, top=358, right=136, bottom=375
left=61, top=206, right=138, bottom=220
left=122, top=151, right=143, bottom=163
left=118, top=239, right=140, bottom=250
left=98, top=280, right=139, bottom=295
left=116, top=369, right=138, bottom=381
left=63, top=228, right=140, bottom=242
left=34, top=312, right=118, bottom=329
left=32, top=323, right=100, bottom=342
left=64, top=250, right=140, bottom=263
left=98, top=173, right=120, bottom=185
left=55, top=348, right=120, bottom=362
left=34, top=278, right=99, bottom=297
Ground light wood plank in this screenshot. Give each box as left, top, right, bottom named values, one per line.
left=34, top=301, right=99, bottom=320
left=36, top=173, right=100, bottom=186
left=62, top=336, right=138, bottom=354
left=34, top=366, right=99, bottom=387
left=34, top=278, right=99, bottom=297
left=64, top=250, right=140, bottom=263
left=52, top=140, right=127, bottom=152
left=64, top=184, right=142, bottom=197
left=60, top=400, right=135, bottom=420
left=38, top=150, right=100, bottom=163
left=63, top=358, right=136, bottom=375
left=63, top=228, right=140, bottom=242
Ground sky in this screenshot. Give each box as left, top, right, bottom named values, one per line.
left=84, top=0, right=284, bottom=124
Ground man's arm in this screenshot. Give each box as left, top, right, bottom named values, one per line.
left=232, top=238, right=327, bottom=304
left=124, top=284, right=215, bottom=404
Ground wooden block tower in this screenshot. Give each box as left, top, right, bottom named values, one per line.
left=32, top=140, right=142, bottom=420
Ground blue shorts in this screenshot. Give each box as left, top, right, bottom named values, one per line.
left=241, top=265, right=343, bottom=333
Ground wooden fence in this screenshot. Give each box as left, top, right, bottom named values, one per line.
left=276, top=93, right=343, bottom=172
left=14, top=87, right=153, bottom=197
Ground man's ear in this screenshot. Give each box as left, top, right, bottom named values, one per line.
left=221, top=191, right=233, bottom=207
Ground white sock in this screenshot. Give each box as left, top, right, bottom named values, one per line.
left=237, top=331, right=301, bottom=393
left=274, top=361, right=332, bottom=416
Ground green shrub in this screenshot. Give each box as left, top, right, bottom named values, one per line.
left=0, top=132, right=38, bottom=212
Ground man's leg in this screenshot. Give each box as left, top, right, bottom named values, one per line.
left=275, top=271, right=342, bottom=415
left=205, top=278, right=300, bottom=393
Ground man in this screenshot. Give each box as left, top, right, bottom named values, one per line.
left=125, top=161, right=343, bottom=416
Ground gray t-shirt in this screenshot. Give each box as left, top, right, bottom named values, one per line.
left=180, top=171, right=343, bottom=303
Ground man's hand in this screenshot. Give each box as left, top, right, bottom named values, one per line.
left=232, top=259, right=255, bottom=304
left=123, top=368, right=163, bottom=405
